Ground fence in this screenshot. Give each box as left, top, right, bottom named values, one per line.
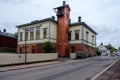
left=0, top=53, right=58, bottom=66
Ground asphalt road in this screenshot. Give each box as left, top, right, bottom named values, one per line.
left=0, top=56, right=118, bottom=80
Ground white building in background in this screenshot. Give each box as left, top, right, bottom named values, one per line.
left=98, top=43, right=110, bottom=56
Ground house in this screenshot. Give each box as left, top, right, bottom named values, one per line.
left=16, top=1, right=97, bottom=57
left=0, top=29, right=17, bottom=52
left=98, top=43, right=110, bottom=56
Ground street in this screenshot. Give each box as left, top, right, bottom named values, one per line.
left=0, top=56, right=118, bottom=80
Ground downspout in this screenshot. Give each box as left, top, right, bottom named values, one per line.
left=95, top=35, right=97, bottom=55
left=17, top=28, right=19, bottom=54
left=82, top=25, right=84, bottom=54
left=48, top=19, right=51, bottom=42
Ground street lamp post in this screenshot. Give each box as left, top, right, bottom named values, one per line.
left=24, top=27, right=27, bottom=64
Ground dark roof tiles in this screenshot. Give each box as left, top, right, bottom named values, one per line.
left=16, top=18, right=57, bottom=27
left=0, top=32, right=17, bottom=39
left=70, top=22, right=97, bottom=34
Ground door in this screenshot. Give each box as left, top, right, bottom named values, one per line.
left=32, top=46, right=35, bottom=53
left=20, top=47, right=22, bottom=53
left=71, top=46, right=75, bottom=53
left=66, top=49, right=69, bottom=57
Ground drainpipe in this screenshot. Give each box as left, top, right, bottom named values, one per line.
left=17, top=28, right=19, bottom=54
left=82, top=25, right=84, bottom=54
left=24, top=27, right=27, bottom=64
left=48, top=19, right=51, bottom=42
left=94, top=35, right=97, bottom=55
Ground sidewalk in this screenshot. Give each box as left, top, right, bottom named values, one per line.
left=0, top=61, right=61, bottom=72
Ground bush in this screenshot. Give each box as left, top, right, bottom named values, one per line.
left=42, top=42, right=54, bottom=53
left=96, top=48, right=101, bottom=56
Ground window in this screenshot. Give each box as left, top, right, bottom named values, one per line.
left=25, top=28, right=29, bottom=41
left=57, top=8, right=64, bottom=16
left=22, top=46, right=28, bottom=53
left=43, top=28, right=47, bottom=39
left=30, top=27, right=34, bottom=40
left=92, top=35, right=94, bottom=44
left=75, top=30, right=79, bottom=40
left=36, top=26, right=40, bottom=39
left=20, top=32, right=23, bottom=41
left=25, top=32, right=28, bottom=40
left=36, top=44, right=40, bottom=49
left=68, top=31, right=72, bottom=41
left=86, top=31, right=89, bottom=41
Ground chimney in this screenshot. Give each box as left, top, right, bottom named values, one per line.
left=3, top=29, right=6, bottom=32
left=63, top=1, right=66, bottom=6
left=51, top=16, right=55, bottom=20
left=78, top=16, right=81, bottom=22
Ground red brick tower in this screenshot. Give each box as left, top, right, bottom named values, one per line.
left=54, top=1, right=71, bottom=57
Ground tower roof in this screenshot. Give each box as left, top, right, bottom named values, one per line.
left=53, top=1, right=71, bottom=11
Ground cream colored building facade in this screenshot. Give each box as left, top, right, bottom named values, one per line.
left=69, top=23, right=96, bottom=48
left=18, top=19, right=57, bottom=45
left=17, top=17, right=97, bottom=57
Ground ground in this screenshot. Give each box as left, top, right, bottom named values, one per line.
left=96, top=58, right=120, bottom=80
left=0, top=56, right=118, bottom=80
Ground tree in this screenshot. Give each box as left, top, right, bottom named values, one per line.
left=13, top=32, right=18, bottom=38
left=105, top=43, right=117, bottom=53
left=118, top=46, right=120, bottom=50
left=95, top=48, right=101, bottom=56
left=42, top=42, right=54, bottom=53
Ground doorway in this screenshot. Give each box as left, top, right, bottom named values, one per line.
left=71, top=46, right=75, bottom=53
left=66, top=49, right=69, bottom=57
left=32, top=46, right=35, bottom=53
left=20, top=47, right=22, bottom=53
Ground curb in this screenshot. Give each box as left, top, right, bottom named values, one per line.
left=90, top=59, right=119, bottom=80
left=0, top=61, right=61, bottom=72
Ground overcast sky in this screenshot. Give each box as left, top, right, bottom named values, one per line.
left=0, top=0, right=120, bottom=48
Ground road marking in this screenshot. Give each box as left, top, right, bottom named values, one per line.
left=90, top=59, right=119, bottom=80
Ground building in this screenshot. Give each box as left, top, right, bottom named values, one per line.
left=0, top=29, right=17, bottom=52
left=17, top=1, right=97, bottom=57
left=98, top=43, right=110, bottom=56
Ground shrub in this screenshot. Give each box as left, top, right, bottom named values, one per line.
left=42, top=42, right=54, bottom=53
left=96, top=48, right=101, bottom=56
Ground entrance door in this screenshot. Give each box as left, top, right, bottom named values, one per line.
left=20, top=47, right=22, bottom=53
left=32, top=46, right=35, bottom=53
left=66, top=49, right=69, bottom=57
left=71, top=46, right=75, bottom=53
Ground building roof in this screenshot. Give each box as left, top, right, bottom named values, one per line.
left=53, top=4, right=71, bottom=11
left=16, top=17, right=97, bottom=34
left=16, top=18, right=57, bottom=27
left=0, top=32, right=17, bottom=39
left=70, top=22, right=97, bottom=34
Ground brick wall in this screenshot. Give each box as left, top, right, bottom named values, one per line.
left=69, top=44, right=95, bottom=57
left=18, top=43, right=57, bottom=53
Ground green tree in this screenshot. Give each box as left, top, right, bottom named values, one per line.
left=105, top=43, right=117, bottom=53
left=118, top=46, right=120, bottom=50
left=95, top=48, right=101, bottom=56
left=42, top=42, right=54, bottom=53
left=13, top=32, right=18, bottom=38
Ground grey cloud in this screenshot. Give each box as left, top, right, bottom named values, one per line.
left=0, top=0, right=120, bottom=48
left=0, top=0, right=29, bottom=4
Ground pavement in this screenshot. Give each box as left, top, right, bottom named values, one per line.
left=0, top=61, right=62, bottom=72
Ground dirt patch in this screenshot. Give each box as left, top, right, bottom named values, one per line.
left=96, top=59, right=120, bottom=80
